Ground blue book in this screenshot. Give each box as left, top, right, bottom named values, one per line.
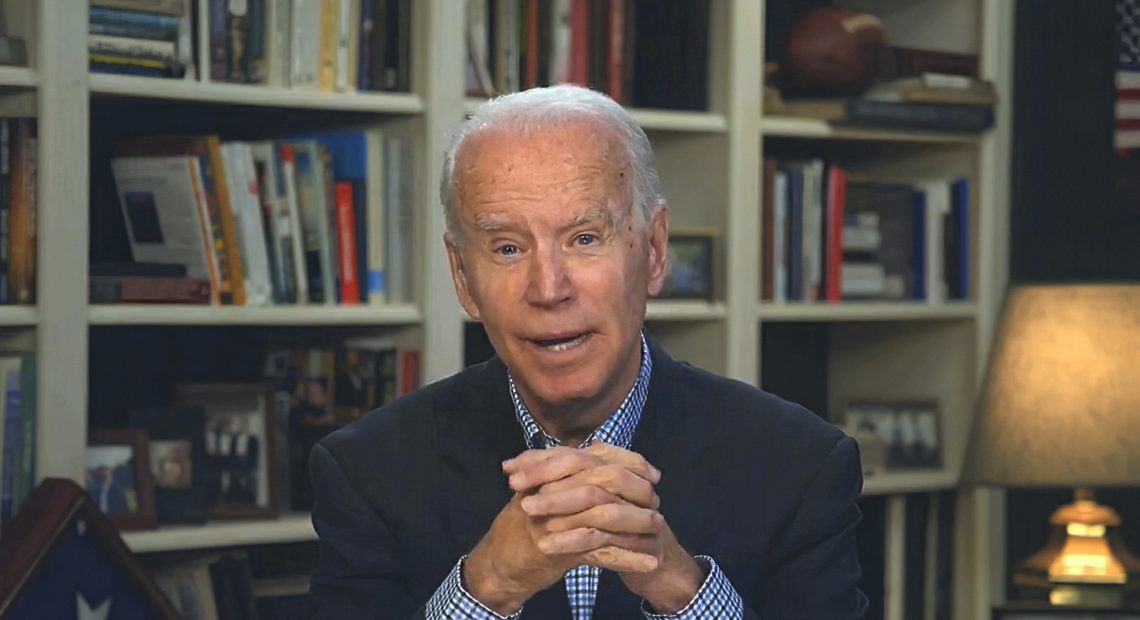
left=0, top=360, right=22, bottom=527
left=89, top=6, right=181, bottom=41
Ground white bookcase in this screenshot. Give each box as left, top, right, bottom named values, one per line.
left=13, top=1, right=1013, bottom=617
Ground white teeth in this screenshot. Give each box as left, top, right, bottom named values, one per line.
left=544, top=334, right=587, bottom=352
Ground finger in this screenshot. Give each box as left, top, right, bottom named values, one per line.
left=502, top=446, right=578, bottom=474
left=505, top=449, right=606, bottom=492
left=531, top=464, right=659, bottom=510
left=584, top=443, right=661, bottom=484
left=536, top=527, right=658, bottom=558
left=542, top=503, right=664, bottom=535
left=521, top=484, right=618, bottom=517
left=584, top=546, right=661, bottom=573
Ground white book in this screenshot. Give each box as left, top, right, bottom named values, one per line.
left=264, top=0, right=292, bottom=86
left=280, top=145, right=309, bottom=304
left=220, top=142, right=273, bottom=306
left=335, top=0, right=358, bottom=91
left=494, top=0, right=519, bottom=93
left=773, top=170, right=788, bottom=303
left=384, top=135, right=414, bottom=304
left=549, top=0, right=571, bottom=84
left=290, top=0, right=321, bottom=89
left=251, top=141, right=299, bottom=304
left=111, top=155, right=213, bottom=279
left=914, top=179, right=949, bottom=304
left=366, top=131, right=388, bottom=306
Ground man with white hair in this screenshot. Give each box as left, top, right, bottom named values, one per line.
left=309, top=85, right=867, bottom=619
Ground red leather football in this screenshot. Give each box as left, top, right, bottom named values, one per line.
left=783, top=6, right=888, bottom=96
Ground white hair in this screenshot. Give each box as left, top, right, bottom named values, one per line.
left=440, top=84, right=665, bottom=237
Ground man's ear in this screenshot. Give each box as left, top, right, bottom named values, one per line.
left=645, top=204, right=670, bottom=296
left=444, top=232, right=482, bottom=320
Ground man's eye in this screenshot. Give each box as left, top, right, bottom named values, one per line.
left=495, top=244, right=519, bottom=256
left=575, top=233, right=598, bottom=246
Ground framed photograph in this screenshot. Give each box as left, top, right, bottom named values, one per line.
left=659, top=232, right=715, bottom=300
left=152, top=561, right=219, bottom=620
left=128, top=405, right=210, bottom=525
left=85, top=429, right=158, bottom=531
left=841, top=400, right=942, bottom=473
left=174, top=383, right=278, bottom=519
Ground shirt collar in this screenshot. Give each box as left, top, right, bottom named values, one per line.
left=508, top=332, right=652, bottom=450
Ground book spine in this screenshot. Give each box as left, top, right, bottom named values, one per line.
left=845, top=100, right=995, bottom=132
left=0, top=363, right=21, bottom=526
left=90, top=276, right=212, bottom=303
left=89, top=6, right=182, bottom=40
left=13, top=353, right=34, bottom=513
left=89, top=33, right=178, bottom=62
left=209, top=0, right=229, bottom=81
left=825, top=165, right=846, bottom=302
left=192, top=151, right=233, bottom=303
left=91, top=0, right=188, bottom=16
left=0, top=121, right=9, bottom=305
left=204, top=136, right=247, bottom=304
left=333, top=181, right=360, bottom=304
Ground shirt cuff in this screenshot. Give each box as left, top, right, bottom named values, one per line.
left=641, top=555, right=744, bottom=620
left=424, top=556, right=523, bottom=620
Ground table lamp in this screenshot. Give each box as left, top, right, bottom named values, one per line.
left=961, top=283, right=1140, bottom=607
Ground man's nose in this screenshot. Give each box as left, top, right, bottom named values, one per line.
left=525, top=247, right=574, bottom=307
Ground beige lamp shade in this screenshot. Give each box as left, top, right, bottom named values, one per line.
left=961, top=284, right=1140, bottom=487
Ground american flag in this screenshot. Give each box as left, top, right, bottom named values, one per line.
left=1116, top=0, right=1140, bottom=151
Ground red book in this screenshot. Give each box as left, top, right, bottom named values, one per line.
left=334, top=181, right=360, bottom=305
left=568, top=0, right=590, bottom=86
left=608, top=0, right=626, bottom=103
left=825, top=165, right=847, bottom=302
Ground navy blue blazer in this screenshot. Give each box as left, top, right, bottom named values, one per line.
left=309, top=340, right=868, bottom=618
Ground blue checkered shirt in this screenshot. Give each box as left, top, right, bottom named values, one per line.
left=425, top=334, right=743, bottom=619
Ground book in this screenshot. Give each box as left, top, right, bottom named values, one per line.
left=776, top=98, right=995, bottom=132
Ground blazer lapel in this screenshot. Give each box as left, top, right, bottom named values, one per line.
left=434, top=356, right=523, bottom=555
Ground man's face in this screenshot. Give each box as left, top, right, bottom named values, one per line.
left=446, top=122, right=669, bottom=416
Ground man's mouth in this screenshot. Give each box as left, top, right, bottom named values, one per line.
left=530, top=332, right=590, bottom=352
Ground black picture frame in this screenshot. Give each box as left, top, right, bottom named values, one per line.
left=127, top=405, right=210, bottom=525
left=173, top=382, right=279, bottom=519
left=85, top=429, right=158, bottom=531
left=841, top=399, right=943, bottom=473
left=659, top=232, right=715, bottom=300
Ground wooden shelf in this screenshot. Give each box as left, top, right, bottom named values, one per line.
left=88, top=304, right=421, bottom=326
left=758, top=301, right=978, bottom=322
left=631, top=109, right=728, bottom=133
left=89, top=74, right=424, bottom=113
left=0, top=66, right=36, bottom=88
left=860, top=469, right=959, bottom=496
left=0, top=306, right=37, bottom=327
left=646, top=300, right=726, bottom=321
left=761, top=115, right=982, bottom=144
left=121, top=514, right=316, bottom=553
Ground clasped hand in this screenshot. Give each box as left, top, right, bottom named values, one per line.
left=464, top=443, right=703, bottom=614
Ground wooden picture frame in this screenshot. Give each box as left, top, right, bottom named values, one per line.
left=85, top=428, right=158, bottom=531
left=841, top=399, right=943, bottom=473
left=0, top=478, right=180, bottom=618
left=659, top=232, right=715, bottom=300
left=174, top=382, right=279, bottom=519
left=128, top=405, right=210, bottom=525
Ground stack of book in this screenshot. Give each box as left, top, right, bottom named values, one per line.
left=761, top=157, right=969, bottom=303
left=104, top=130, right=415, bottom=307
left=771, top=46, right=997, bottom=132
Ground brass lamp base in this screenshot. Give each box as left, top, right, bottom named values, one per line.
left=1012, top=489, right=1140, bottom=607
